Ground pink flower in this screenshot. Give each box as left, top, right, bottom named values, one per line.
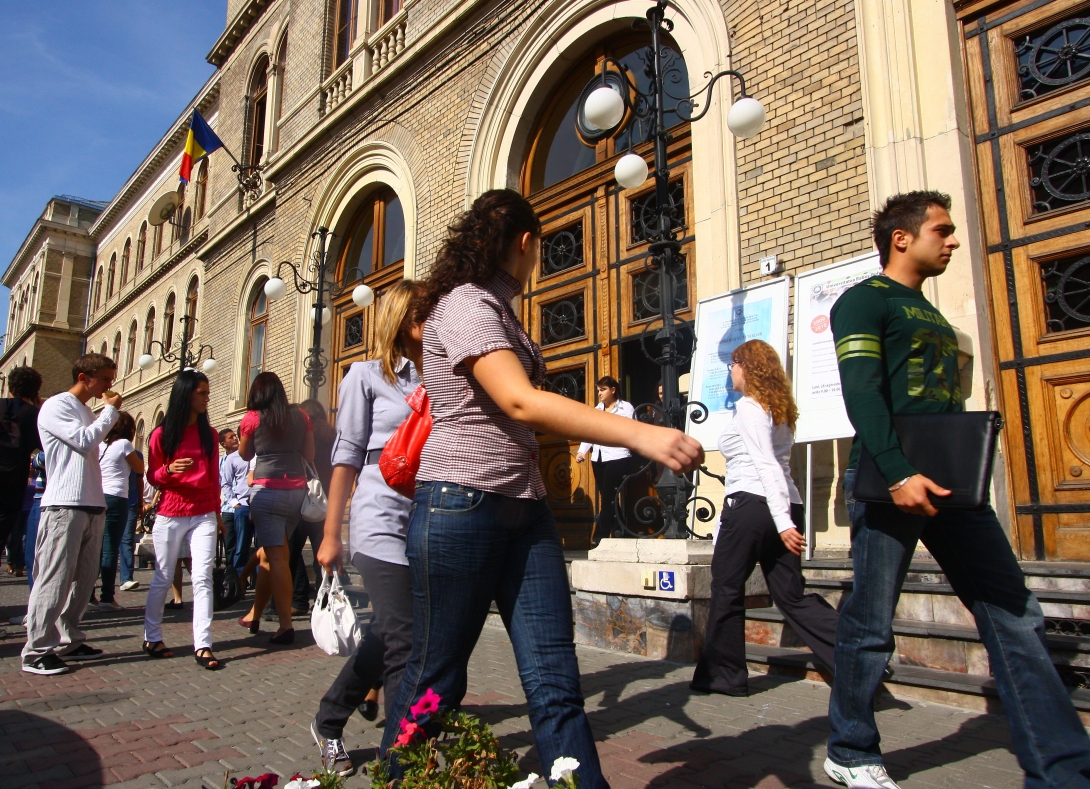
left=410, top=687, right=441, bottom=718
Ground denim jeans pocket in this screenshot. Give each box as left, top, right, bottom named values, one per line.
left=432, top=484, right=486, bottom=514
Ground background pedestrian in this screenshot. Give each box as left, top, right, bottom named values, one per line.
left=96, top=411, right=143, bottom=610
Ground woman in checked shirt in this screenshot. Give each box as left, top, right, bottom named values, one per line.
left=376, top=190, right=704, bottom=787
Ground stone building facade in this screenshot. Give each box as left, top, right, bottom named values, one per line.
left=0, top=196, right=104, bottom=398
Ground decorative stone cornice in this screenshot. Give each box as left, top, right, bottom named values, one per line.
left=206, top=0, right=276, bottom=67
left=3, top=219, right=95, bottom=287
left=88, top=79, right=220, bottom=242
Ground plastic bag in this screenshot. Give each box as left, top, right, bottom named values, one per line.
left=300, top=459, right=328, bottom=522
left=310, top=571, right=361, bottom=656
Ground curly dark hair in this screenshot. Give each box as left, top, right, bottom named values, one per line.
left=417, top=189, right=541, bottom=319
left=7, top=366, right=42, bottom=400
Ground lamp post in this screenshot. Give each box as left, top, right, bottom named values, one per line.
left=138, top=314, right=218, bottom=375
left=264, top=226, right=377, bottom=401
left=578, top=0, right=766, bottom=539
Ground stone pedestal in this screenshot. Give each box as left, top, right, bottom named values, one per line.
left=570, top=538, right=767, bottom=662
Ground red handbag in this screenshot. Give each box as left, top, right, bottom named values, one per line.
left=379, top=385, right=432, bottom=498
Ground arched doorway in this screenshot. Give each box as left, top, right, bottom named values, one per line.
left=329, top=185, right=408, bottom=415
left=521, top=33, right=694, bottom=548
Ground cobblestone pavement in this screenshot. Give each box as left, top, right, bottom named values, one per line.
left=0, top=568, right=1024, bottom=789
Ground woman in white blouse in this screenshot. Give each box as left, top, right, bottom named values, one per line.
left=577, top=376, right=639, bottom=545
left=691, top=339, right=838, bottom=697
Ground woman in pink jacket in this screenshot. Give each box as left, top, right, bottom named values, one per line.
left=142, top=370, right=226, bottom=670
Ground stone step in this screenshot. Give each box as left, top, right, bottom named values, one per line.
left=744, top=643, right=1090, bottom=721
left=744, top=606, right=1090, bottom=677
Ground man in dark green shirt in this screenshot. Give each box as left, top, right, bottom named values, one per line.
left=824, top=192, right=1090, bottom=789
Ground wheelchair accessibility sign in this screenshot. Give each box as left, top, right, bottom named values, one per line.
left=658, top=571, right=675, bottom=592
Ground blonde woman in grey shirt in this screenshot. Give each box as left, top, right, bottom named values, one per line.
left=310, top=280, right=423, bottom=777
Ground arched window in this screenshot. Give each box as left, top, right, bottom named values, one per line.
left=338, top=187, right=405, bottom=284
left=186, top=277, right=199, bottom=323
left=333, top=0, right=358, bottom=68
left=172, top=187, right=186, bottom=243
left=522, top=36, right=689, bottom=193
left=106, top=254, right=117, bottom=299
left=152, top=222, right=163, bottom=259
left=121, top=238, right=131, bottom=284
left=247, top=280, right=268, bottom=389
left=100, top=340, right=108, bottom=356
left=143, top=307, right=156, bottom=353
left=135, top=418, right=145, bottom=454
left=154, top=410, right=164, bottom=427
left=126, top=320, right=138, bottom=373
left=112, top=331, right=122, bottom=365
left=136, top=222, right=147, bottom=273
left=248, top=58, right=270, bottom=166
left=195, top=161, right=208, bottom=220
left=163, top=293, right=176, bottom=349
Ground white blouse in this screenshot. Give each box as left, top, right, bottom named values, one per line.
left=577, top=400, right=636, bottom=462
left=718, top=396, right=802, bottom=533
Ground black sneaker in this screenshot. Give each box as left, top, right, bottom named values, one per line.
left=63, top=644, right=104, bottom=661
left=23, top=654, right=69, bottom=675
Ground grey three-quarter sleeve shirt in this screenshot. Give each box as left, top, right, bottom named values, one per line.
left=332, top=357, right=421, bottom=566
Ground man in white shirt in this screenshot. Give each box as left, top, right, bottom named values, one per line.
left=22, top=353, right=121, bottom=675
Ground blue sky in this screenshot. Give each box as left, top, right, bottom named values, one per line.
left=0, top=2, right=224, bottom=342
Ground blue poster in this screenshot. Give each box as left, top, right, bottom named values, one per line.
left=700, top=297, right=773, bottom=413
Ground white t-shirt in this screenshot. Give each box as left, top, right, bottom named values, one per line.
left=37, top=394, right=118, bottom=508
left=99, top=439, right=135, bottom=498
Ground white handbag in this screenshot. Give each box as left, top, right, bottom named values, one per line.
left=300, top=459, right=328, bottom=522
left=310, top=571, right=361, bottom=657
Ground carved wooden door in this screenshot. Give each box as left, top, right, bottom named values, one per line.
left=958, top=0, right=1090, bottom=559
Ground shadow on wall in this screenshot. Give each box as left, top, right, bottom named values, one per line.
left=0, top=709, right=103, bottom=788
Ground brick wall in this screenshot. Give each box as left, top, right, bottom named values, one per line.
left=722, top=0, right=872, bottom=287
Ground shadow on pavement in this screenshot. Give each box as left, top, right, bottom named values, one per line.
left=0, top=709, right=103, bottom=788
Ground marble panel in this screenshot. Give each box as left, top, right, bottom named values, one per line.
left=931, top=593, right=975, bottom=626
left=894, top=592, right=935, bottom=623
left=573, top=590, right=700, bottom=662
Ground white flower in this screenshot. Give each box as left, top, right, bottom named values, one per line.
left=284, top=780, right=320, bottom=789
left=509, top=773, right=540, bottom=789
left=549, top=757, right=581, bottom=782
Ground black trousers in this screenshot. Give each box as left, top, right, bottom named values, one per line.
left=591, top=455, right=642, bottom=541
left=315, top=553, right=413, bottom=738
left=692, top=491, right=839, bottom=695
left=0, top=471, right=27, bottom=564
left=289, top=520, right=324, bottom=610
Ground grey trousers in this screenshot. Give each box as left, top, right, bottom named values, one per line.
left=22, top=507, right=105, bottom=663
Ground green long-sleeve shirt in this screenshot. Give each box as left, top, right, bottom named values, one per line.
left=831, top=275, right=962, bottom=484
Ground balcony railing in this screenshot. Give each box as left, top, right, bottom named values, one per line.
left=320, top=60, right=354, bottom=118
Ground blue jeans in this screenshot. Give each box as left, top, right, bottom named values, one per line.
left=120, top=504, right=140, bottom=584
left=25, top=499, right=41, bottom=589
left=99, top=494, right=130, bottom=603
left=829, top=471, right=1090, bottom=787
left=380, top=482, right=608, bottom=788
left=232, top=504, right=253, bottom=572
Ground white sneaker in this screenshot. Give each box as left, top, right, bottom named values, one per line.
left=119, top=580, right=140, bottom=591
left=824, top=757, right=901, bottom=789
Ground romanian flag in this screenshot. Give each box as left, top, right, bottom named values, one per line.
left=179, top=110, right=224, bottom=184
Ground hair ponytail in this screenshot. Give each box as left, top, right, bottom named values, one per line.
left=417, top=189, right=541, bottom=319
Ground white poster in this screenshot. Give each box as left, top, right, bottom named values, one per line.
left=793, top=252, right=882, bottom=444
left=687, top=277, right=790, bottom=449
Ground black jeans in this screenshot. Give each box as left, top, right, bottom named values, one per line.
left=591, top=455, right=642, bottom=540
left=0, top=472, right=26, bottom=564
left=692, top=492, right=839, bottom=695
left=315, top=554, right=413, bottom=739
left=290, top=520, right=324, bottom=610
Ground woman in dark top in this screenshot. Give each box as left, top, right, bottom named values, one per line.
left=237, top=372, right=315, bottom=644
left=289, top=399, right=335, bottom=614
left=377, top=190, right=703, bottom=787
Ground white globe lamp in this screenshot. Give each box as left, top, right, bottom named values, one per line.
left=352, top=283, right=375, bottom=309
left=584, top=86, right=625, bottom=131
left=201, top=357, right=218, bottom=375
left=726, top=97, right=766, bottom=139
left=264, top=277, right=288, bottom=301
left=614, top=153, right=649, bottom=190
left=312, top=303, right=332, bottom=326
left=138, top=353, right=155, bottom=371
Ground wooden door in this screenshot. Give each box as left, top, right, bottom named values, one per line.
left=958, top=0, right=1090, bottom=559
left=524, top=131, right=696, bottom=548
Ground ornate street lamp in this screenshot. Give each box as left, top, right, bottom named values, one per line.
left=577, top=0, right=767, bottom=539
left=264, top=226, right=376, bottom=401
left=138, top=313, right=218, bottom=375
